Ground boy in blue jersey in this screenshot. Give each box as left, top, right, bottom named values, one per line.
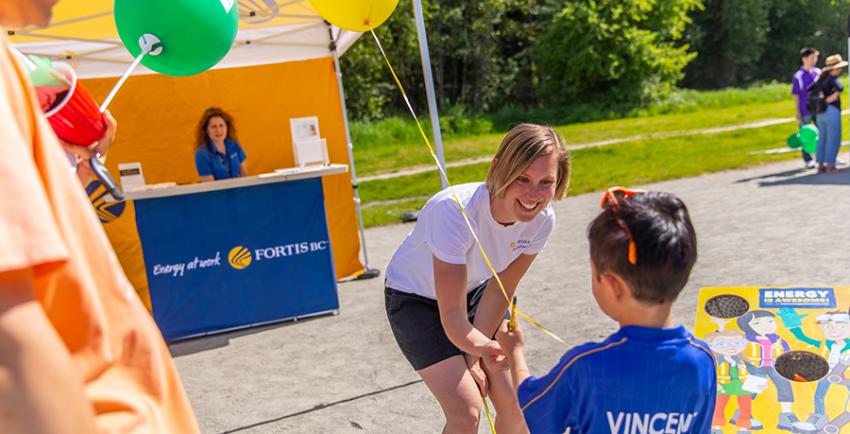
left=497, top=188, right=716, bottom=434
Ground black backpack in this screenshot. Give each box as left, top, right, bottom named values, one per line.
left=807, top=76, right=828, bottom=114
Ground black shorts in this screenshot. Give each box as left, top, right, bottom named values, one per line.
left=385, top=280, right=507, bottom=371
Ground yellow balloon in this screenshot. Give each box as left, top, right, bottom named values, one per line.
left=310, top=0, right=400, bottom=32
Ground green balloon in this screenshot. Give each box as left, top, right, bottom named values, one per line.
left=786, top=132, right=802, bottom=149
left=114, top=0, right=239, bottom=76
left=799, top=124, right=819, bottom=154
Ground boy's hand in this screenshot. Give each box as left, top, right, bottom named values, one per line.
left=465, top=356, right=489, bottom=396
left=496, top=320, right=524, bottom=355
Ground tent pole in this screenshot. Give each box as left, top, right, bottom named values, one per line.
left=413, top=0, right=447, bottom=189
left=329, top=26, right=380, bottom=280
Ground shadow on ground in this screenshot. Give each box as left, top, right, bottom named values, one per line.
left=217, top=380, right=423, bottom=434
left=168, top=314, right=334, bottom=358
left=733, top=167, right=850, bottom=187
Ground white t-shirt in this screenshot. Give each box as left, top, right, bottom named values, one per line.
left=385, top=182, right=555, bottom=299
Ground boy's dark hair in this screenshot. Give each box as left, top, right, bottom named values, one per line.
left=588, top=191, right=697, bottom=304
left=736, top=310, right=775, bottom=336
left=800, top=47, right=819, bottom=61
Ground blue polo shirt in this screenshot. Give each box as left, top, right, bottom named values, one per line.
left=517, top=326, right=716, bottom=434
left=195, top=139, right=246, bottom=180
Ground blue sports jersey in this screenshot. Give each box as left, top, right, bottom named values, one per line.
left=517, top=326, right=716, bottom=434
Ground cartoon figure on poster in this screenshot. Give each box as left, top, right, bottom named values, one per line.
left=706, top=329, right=763, bottom=433
left=737, top=310, right=797, bottom=429
left=697, top=288, right=850, bottom=434
left=778, top=309, right=850, bottom=428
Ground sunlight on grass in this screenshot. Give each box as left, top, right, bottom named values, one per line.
left=360, top=124, right=801, bottom=227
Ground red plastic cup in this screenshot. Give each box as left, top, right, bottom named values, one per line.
left=44, top=62, right=106, bottom=148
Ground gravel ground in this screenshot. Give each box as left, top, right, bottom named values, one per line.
left=170, top=159, right=850, bottom=433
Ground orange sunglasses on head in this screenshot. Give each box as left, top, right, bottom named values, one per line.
left=599, top=187, right=646, bottom=265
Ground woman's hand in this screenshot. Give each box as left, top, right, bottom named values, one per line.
left=826, top=92, right=840, bottom=104
left=476, top=339, right=507, bottom=368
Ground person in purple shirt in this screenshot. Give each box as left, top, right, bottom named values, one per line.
left=791, top=47, right=820, bottom=168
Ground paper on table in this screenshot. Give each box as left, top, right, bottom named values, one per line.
left=293, top=138, right=328, bottom=167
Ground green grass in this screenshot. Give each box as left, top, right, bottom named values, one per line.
left=360, top=122, right=802, bottom=227
left=351, top=82, right=794, bottom=176
left=353, top=99, right=796, bottom=176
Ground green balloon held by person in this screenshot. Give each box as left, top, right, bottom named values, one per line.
left=114, top=0, right=239, bottom=76
left=799, top=123, right=818, bottom=155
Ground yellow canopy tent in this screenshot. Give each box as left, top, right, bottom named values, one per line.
left=10, top=0, right=372, bottom=309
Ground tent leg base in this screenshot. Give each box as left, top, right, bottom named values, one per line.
left=356, top=268, right=381, bottom=280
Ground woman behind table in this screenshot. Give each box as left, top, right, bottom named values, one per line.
left=194, top=107, right=247, bottom=181
left=384, top=123, right=571, bottom=434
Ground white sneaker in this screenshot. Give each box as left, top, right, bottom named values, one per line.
left=836, top=158, right=847, bottom=166
left=805, top=161, right=817, bottom=169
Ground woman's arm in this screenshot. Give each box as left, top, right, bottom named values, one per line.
left=826, top=91, right=840, bottom=103
left=433, top=256, right=499, bottom=357
left=472, top=253, right=537, bottom=341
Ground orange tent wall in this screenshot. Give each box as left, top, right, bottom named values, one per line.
left=83, top=58, right=364, bottom=308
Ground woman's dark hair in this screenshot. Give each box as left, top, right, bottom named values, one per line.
left=736, top=310, right=775, bottom=336
left=588, top=191, right=697, bottom=304
left=196, top=107, right=238, bottom=149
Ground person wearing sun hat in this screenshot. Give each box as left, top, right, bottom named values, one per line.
left=814, top=54, right=848, bottom=172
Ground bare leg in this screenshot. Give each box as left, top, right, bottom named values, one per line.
left=418, top=355, right=484, bottom=434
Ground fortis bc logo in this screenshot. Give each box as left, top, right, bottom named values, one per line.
left=228, top=246, right=252, bottom=270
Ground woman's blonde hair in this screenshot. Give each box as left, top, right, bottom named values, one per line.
left=485, top=123, right=571, bottom=200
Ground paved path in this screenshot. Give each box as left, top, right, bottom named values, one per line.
left=171, top=160, right=850, bottom=433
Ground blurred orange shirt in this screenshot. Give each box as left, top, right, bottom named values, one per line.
left=0, top=33, right=199, bottom=433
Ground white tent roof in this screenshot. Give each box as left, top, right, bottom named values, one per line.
left=9, top=0, right=361, bottom=78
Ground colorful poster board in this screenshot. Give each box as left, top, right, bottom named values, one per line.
left=696, top=287, right=850, bottom=434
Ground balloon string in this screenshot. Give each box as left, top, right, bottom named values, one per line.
left=368, top=27, right=570, bottom=349
left=482, top=392, right=496, bottom=433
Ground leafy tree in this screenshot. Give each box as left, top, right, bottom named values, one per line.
left=536, top=0, right=701, bottom=106
left=339, top=4, right=420, bottom=121
left=682, top=0, right=770, bottom=88
left=340, top=0, right=559, bottom=120
left=683, top=0, right=850, bottom=88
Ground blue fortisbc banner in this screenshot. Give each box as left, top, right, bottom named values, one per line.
left=135, top=178, right=339, bottom=340
left=759, top=287, right=836, bottom=309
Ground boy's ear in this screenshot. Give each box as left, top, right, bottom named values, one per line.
left=600, top=271, right=630, bottom=300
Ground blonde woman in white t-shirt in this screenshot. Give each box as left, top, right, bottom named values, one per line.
left=385, top=124, right=571, bottom=434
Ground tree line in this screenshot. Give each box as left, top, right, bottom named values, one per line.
left=340, top=0, right=850, bottom=121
